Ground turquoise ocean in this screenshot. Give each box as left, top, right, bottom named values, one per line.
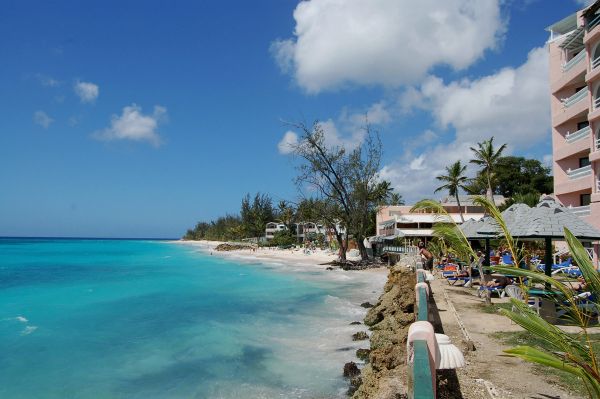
left=0, top=238, right=385, bottom=399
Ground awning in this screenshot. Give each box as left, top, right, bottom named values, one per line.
left=559, top=26, right=584, bottom=51
left=379, top=220, right=396, bottom=229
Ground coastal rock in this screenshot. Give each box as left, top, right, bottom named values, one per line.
left=352, top=331, right=369, bottom=341
left=350, top=321, right=362, bottom=325
left=214, top=243, right=254, bottom=251
left=343, top=361, right=361, bottom=378
left=356, top=348, right=370, bottom=362
left=351, top=262, right=416, bottom=399
left=360, top=302, right=374, bottom=308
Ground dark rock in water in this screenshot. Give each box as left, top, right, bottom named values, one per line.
left=336, top=346, right=354, bottom=352
left=352, top=331, right=369, bottom=341
left=326, top=267, right=334, bottom=270
left=350, top=321, right=362, bottom=325
left=356, top=348, right=371, bottom=362
left=343, top=361, right=360, bottom=378
left=360, top=302, right=374, bottom=308
left=347, top=376, right=362, bottom=395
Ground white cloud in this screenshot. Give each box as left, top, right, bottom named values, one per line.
left=278, top=102, right=389, bottom=155
left=380, top=47, right=551, bottom=203
left=272, top=0, right=504, bottom=93
left=278, top=131, right=299, bottom=154
left=93, top=104, right=167, bottom=147
left=380, top=140, right=476, bottom=202
left=407, top=46, right=550, bottom=148
left=74, top=80, right=99, bottom=103
left=33, top=111, right=54, bottom=128
left=574, top=0, right=593, bottom=6
left=36, top=74, right=61, bottom=87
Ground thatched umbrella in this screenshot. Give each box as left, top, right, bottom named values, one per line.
left=477, top=197, right=600, bottom=276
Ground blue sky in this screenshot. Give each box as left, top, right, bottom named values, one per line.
left=0, top=0, right=588, bottom=238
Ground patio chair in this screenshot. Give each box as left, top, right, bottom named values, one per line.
left=501, top=253, right=514, bottom=265
left=504, top=285, right=541, bottom=315
left=556, top=291, right=599, bottom=324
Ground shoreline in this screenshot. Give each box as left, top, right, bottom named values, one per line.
left=174, top=239, right=390, bottom=396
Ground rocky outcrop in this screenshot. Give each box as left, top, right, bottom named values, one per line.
left=351, top=264, right=416, bottom=399
left=214, top=243, right=254, bottom=251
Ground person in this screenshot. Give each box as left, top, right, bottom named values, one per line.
left=418, top=242, right=434, bottom=271
left=485, top=275, right=512, bottom=287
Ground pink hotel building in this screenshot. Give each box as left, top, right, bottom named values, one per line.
left=548, top=2, right=600, bottom=265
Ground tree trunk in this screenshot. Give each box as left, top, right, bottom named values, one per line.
left=455, top=193, right=465, bottom=223
left=486, top=172, right=493, bottom=201
left=357, top=236, right=368, bottom=260
left=337, top=234, right=347, bottom=262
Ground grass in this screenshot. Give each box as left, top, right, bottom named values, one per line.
left=479, top=302, right=512, bottom=314
left=490, top=331, right=600, bottom=396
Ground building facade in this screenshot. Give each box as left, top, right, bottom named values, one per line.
left=547, top=2, right=600, bottom=265
left=375, top=196, right=505, bottom=243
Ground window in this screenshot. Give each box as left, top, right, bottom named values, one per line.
left=579, top=157, right=591, bottom=168
left=577, top=121, right=590, bottom=130
left=581, top=193, right=591, bottom=206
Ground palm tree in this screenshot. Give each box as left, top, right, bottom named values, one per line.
left=470, top=137, right=507, bottom=201
left=435, top=160, right=469, bottom=222
left=388, top=192, right=405, bottom=206
left=413, top=196, right=600, bottom=395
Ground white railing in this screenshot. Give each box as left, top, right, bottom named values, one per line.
left=568, top=205, right=591, bottom=216
left=563, top=88, right=588, bottom=108
left=595, top=96, right=600, bottom=109
left=588, top=13, right=600, bottom=31
left=567, top=164, right=592, bottom=179
left=596, top=138, right=600, bottom=150
left=585, top=247, right=594, bottom=260
left=593, top=56, right=600, bottom=70
left=566, top=126, right=591, bottom=143
left=564, top=50, right=586, bottom=71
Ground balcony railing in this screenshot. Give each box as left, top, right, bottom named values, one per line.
left=563, top=50, right=586, bottom=72
left=566, top=126, right=591, bottom=143
left=596, top=138, right=600, bottom=150
left=563, top=88, right=588, bottom=108
left=594, top=56, right=600, bottom=70
left=567, top=164, right=592, bottom=179
left=568, top=205, right=591, bottom=216
left=588, top=13, right=600, bottom=31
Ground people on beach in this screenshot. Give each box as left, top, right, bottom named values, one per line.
left=485, top=275, right=512, bottom=287
left=418, top=242, right=434, bottom=271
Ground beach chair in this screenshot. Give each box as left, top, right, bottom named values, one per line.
left=501, top=253, right=514, bottom=265
left=504, top=285, right=541, bottom=315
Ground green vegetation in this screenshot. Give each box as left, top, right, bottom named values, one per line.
left=469, top=136, right=507, bottom=200
left=435, top=160, right=469, bottom=222
left=412, top=194, right=600, bottom=397
left=491, top=331, right=600, bottom=396
left=290, top=120, right=393, bottom=261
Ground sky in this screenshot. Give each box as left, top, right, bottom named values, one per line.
left=0, top=0, right=592, bottom=238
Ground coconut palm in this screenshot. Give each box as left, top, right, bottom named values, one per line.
left=413, top=196, right=600, bottom=396
left=470, top=137, right=507, bottom=201
left=435, top=160, right=469, bottom=222
left=388, top=192, right=405, bottom=206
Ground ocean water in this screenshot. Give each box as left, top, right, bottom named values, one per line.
left=0, top=238, right=386, bottom=399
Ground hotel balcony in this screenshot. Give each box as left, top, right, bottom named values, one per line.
left=568, top=204, right=591, bottom=216
left=585, top=12, right=600, bottom=44
left=591, top=138, right=600, bottom=162
left=568, top=164, right=593, bottom=179
left=554, top=88, right=589, bottom=126
left=552, top=50, right=586, bottom=93
left=555, top=126, right=592, bottom=161
left=556, top=165, right=593, bottom=195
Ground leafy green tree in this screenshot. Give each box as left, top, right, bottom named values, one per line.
left=241, top=193, right=274, bottom=239
left=470, top=137, right=507, bottom=200
left=493, top=156, right=553, bottom=197
left=291, top=120, right=389, bottom=261
left=434, top=160, right=469, bottom=222
left=388, top=191, right=405, bottom=206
